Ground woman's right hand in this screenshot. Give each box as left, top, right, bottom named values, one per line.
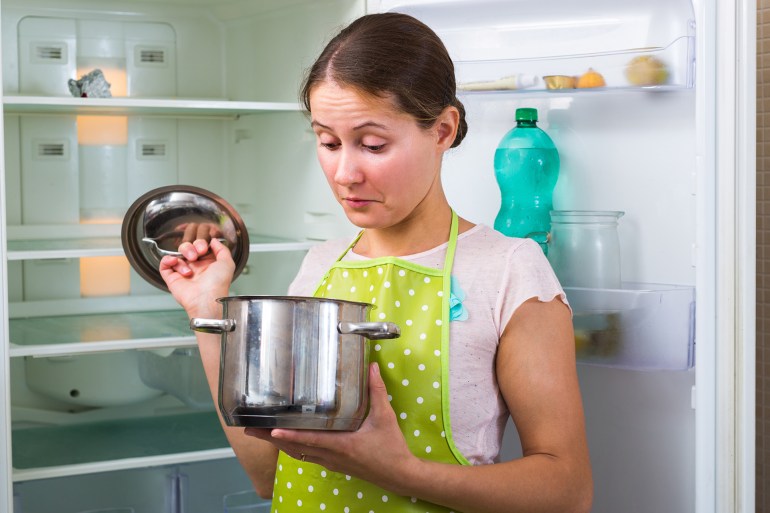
left=159, top=235, right=236, bottom=318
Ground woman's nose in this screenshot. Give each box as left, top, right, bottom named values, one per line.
left=333, top=149, right=363, bottom=185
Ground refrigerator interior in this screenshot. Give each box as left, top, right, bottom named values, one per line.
left=1, top=0, right=363, bottom=511
left=0, top=0, right=701, bottom=511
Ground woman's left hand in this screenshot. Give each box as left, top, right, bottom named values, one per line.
left=244, top=362, right=418, bottom=494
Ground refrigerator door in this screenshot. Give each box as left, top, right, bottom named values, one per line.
left=371, top=1, right=710, bottom=512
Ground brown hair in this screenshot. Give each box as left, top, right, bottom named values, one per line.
left=300, top=12, right=468, bottom=148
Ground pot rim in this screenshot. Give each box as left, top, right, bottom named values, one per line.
left=215, top=295, right=377, bottom=309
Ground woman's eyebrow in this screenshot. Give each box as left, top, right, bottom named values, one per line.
left=310, top=120, right=389, bottom=131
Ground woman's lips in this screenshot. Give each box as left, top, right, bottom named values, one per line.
left=343, top=197, right=373, bottom=209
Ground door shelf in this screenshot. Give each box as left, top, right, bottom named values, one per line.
left=567, top=282, right=695, bottom=371
left=2, top=95, right=302, bottom=118
left=455, top=36, right=694, bottom=94
left=11, top=404, right=232, bottom=482
left=9, top=309, right=196, bottom=358
left=6, top=231, right=316, bottom=260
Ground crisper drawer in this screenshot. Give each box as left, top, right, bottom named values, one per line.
left=566, top=283, right=695, bottom=370
left=10, top=348, right=226, bottom=477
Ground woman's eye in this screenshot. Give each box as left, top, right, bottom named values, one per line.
left=320, top=142, right=340, bottom=150
left=364, top=144, right=385, bottom=152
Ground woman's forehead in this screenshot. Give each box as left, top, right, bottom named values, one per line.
left=309, top=80, right=398, bottom=112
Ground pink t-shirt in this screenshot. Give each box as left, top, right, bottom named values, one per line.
left=287, top=224, right=567, bottom=465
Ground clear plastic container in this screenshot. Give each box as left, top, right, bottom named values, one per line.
left=566, top=283, right=695, bottom=370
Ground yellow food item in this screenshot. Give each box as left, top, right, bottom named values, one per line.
left=574, top=330, right=590, bottom=354
left=543, top=75, right=576, bottom=89
left=576, top=68, right=606, bottom=88
left=625, top=55, right=669, bottom=86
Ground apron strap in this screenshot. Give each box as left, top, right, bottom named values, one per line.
left=442, top=211, right=459, bottom=280
left=337, top=230, right=364, bottom=263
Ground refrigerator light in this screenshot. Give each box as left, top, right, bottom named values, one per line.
left=77, top=115, right=128, bottom=146
left=80, top=256, right=130, bottom=297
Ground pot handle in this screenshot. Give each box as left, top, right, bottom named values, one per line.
left=338, top=321, right=400, bottom=340
left=189, top=318, right=236, bottom=334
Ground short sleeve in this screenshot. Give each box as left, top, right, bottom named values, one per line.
left=287, top=239, right=350, bottom=296
left=496, top=238, right=570, bottom=335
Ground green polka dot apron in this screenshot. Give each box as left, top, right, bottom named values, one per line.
left=270, top=211, right=469, bottom=512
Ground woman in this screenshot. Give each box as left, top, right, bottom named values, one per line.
left=160, top=12, right=592, bottom=513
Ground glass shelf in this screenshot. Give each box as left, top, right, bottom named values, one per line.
left=9, top=310, right=195, bottom=357
left=2, top=95, right=302, bottom=117
left=6, top=231, right=316, bottom=260
left=7, top=237, right=125, bottom=259
left=12, top=409, right=230, bottom=478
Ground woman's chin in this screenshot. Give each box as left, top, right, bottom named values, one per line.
left=343, top=210, right=381, bottom=230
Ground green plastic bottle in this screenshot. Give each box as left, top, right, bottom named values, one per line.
left=493, top=107, right=560, bottom=253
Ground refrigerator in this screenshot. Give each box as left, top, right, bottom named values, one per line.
left=0, top=0, right=755, bottom=512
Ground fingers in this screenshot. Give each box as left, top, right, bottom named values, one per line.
left=244, top=427, right=272, bottom=441
left=177, top=240, right=205, bottom=261
left=210, top=237, right=232, bottom=259
left=183, top=222, right=200, bottom=245
left=177, top=223, right=209, bottom=261
left=367, top=362, right=390, bottom=413
left=159, top=255, right=192, bottom=278
left=244, top=428, right=318, bottom=464
left=157, top=238, right=234, bottom=286
left=196, top=223, right=212, bottom=242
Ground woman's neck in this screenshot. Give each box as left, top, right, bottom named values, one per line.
left=352, top=203, right=468, bottom=258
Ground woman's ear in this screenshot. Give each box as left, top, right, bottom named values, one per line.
left=435, top=106, right=460, bottom=150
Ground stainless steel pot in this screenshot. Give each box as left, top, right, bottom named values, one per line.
left=191, top=296, right=400, bottom=430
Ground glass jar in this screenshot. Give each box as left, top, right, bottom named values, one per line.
left=546, top=210, right=625, bottom=289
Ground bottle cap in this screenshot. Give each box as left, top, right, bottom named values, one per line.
left=515, top=107, right=538, bottom=122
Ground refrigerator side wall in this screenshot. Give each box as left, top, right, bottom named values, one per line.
left=0, top=0, right=14, bottom=509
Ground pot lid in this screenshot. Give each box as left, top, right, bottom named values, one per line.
left=121, top=185, right=250, bottom=292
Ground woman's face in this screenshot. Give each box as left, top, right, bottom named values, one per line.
left=309, top=81, right=456, bottom=230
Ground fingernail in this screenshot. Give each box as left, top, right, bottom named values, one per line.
left=372, top=361, right=380, bottom=375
